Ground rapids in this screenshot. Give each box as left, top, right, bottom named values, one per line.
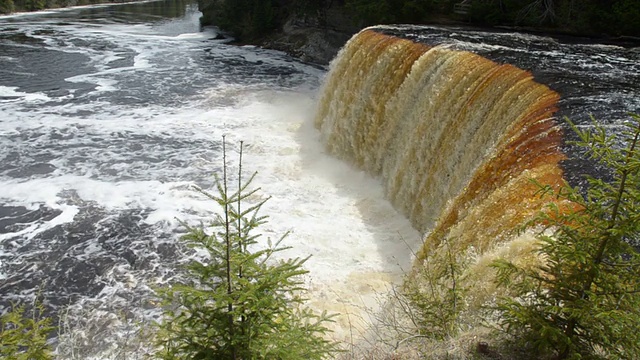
left=0, top=1, right=420, bottom=354
left=0, top=1, right=639, bottom=357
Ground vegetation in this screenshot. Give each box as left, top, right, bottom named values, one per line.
left=1, top=140, right=337, bottom=359
left=5, top=0, right=636, bottom=39
left=348, top=114, right=640, bottom=360
left=348, top=239, right=470, bottom=358
left=403, top=238, right=467, bottom=341
left=343, top=0, right=640, bottom=37
left=199, top=0, right=278, bottom=41
left=491, top=114, right=640, bottom=359
left=197, top=0, right=640, bottom=42
left=0, top=0, right=15, bottom=13
left=154, top=139, right=338, bottom=359
left=467, top=0, right=640, bottom=37
left=0, top=302, right=54, bottom=360
left=344, top=0, right=453, bottom=25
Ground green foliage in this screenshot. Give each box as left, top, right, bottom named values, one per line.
left=0, top=0, right=15, bottom=14
left=289, top=0, right=332, bottom=16
left=155, top=139, right=338, bottom=360
left=0, top=302, right=55, bottom=360
left=612, top=0, right=640, bottom=37
left=404, top=239, right=466, bottom=340
left=462, top=0, right=640, bottom=36
left=197, top=0, right=640, bottom=39
left=345, top=0, right=394, bottom=25
left=17, top=0, right=45, bottom=11
left=492, top=114, right=640, bottom=360
left=12, top=0, right=49, bottom=11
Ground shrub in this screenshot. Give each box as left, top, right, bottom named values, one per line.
left=155, top=138, right=338, bottom=359
left=0, top=302, right=54, bottom=360
left=404, top=238, right=467, bottom=341
left=492, top=114, right=640, bottom=360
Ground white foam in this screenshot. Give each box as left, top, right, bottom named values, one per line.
left=198, top=90, right=422, bottom=336
left=0, top=0, right=158, bottom=20
left=175, top=32, right=209, bottom=40
left=0, top=85, right=50, bottom=101
left=0, top=202, right=78, bottom=243
left=1, top=80, right=421, bottom=333
left=65, top=73, right=120, bottom=92
left=0, top=11, right=419, bottom=345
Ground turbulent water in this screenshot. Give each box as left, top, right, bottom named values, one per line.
left=0, top=1, right=422, bottom=355
left=314, top=26, right=638, bottom=329
left=1, top=1, right=639, bottom=357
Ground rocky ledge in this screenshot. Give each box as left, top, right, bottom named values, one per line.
left=258, top=12, right=358, bottom=65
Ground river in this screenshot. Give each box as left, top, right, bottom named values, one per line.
left=0, top=1, right=422, bottom=356
left=1, top=1, right=639, bottom=358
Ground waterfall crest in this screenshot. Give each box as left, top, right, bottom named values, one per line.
left=315, top=29, right=567, bottom=264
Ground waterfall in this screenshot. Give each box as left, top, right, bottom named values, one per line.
left=315, top=29, right=567, bottom=274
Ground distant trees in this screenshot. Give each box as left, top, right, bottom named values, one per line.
left=0, top=0, right=15, bottom=14
left=3, top=0, right=638, bottom=37
left=342, top=0, right=640, bottom=36
left=468, top=0, right=640, bottom=36
left=0, top=0, right=136, bottom=14
left=204, top=0, right=280, bottom=41
left=198, top=0, right=639, bottom=39
left=344, top=0, right=453, bottom=25
left=13, top=0, right=46, bottom=12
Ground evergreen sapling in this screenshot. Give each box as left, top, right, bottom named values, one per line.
left=155, top=138, right=338, bottom=360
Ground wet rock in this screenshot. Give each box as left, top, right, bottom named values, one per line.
left=260, top=11, right=358, bottom=65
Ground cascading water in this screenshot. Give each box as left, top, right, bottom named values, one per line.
left=1, top=1, right=639, bottom=356
left=315, top=27, right=639, bottom=321
left=0, top=2, right=424, bottom=355
left=316, top=29, right=565, bottom=251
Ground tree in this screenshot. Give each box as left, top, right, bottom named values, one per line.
left=517, top=0, right=557, bottom=24
left=0, top=0, right=15, bottom=14
left=0, top=302, right=54, bottom=360
left=155, top=138, right=338, bottom=359
left=492, top=114, right=640, bottom=359
left=613, top=0, right=640, bottom=36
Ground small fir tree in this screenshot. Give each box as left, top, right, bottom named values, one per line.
left=0, top=302, right=54, bottom=360
left=492, top=114, right=640, bottom=360
left=155, top=138, right=338, bottom=360
left=404, top=238, right=467, bottom=341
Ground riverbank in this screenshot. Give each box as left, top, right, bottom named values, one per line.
left=197, top=1, right=640, bottom=65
